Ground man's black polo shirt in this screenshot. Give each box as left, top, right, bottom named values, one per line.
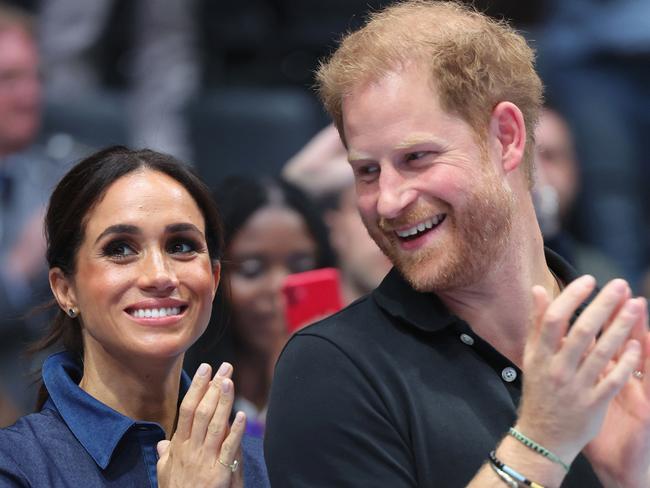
left=265, top=250, right=603, bottom=487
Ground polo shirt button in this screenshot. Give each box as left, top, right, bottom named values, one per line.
left=460, top=333, right=474, bottom=346
left=501, top=367, right=517, bottom=382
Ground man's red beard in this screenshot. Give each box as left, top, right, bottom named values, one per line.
left=363, top=172, right=515, bottom=292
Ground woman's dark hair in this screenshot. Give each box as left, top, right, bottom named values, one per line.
left=217, top=176, right=335, bottom=263
left=185, top=175, right=336, bottom=372
left=33, top=146, right=223, bottom=408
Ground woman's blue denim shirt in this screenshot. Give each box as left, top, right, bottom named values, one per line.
left=0, top=351, right=269, bottom=487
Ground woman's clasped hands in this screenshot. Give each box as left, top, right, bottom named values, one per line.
left=157, top=363, right=246, bottom=488
left=519, top=275, right=650, bottom=487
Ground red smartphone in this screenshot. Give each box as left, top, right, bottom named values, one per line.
left=282, top=267, right=343, bottom=334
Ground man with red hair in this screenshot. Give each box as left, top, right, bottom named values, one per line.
left=265, top=2, right=650, bottom=487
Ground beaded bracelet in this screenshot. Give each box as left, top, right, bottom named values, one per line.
left=489, top=451, right=546, bottom=488
left=508, top=428, right=571, bottom=472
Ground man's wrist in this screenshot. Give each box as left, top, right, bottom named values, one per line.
left=495, top=435, right=568, bottom=488
left=513, top=420, right=582, bottom=466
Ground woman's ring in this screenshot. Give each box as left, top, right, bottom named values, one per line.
left=633, top=370, right=644, bottom=380
left=218, top=458, right=239, bottom=473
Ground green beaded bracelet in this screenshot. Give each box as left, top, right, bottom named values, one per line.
left=508, top=427, right=571, bottom=472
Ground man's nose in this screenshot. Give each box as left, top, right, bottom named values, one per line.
left=376, top=166, right=417, bottom=219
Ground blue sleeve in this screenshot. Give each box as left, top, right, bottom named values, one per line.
left=241, top=435, right=270, bottom=488
left=0, top=431, right=30, bottom=487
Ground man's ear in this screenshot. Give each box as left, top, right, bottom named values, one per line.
left=211, top=261, right=221, bottom=300
left=490, top=101, right=526, bottom=174
left=49, top=267, right=77, bottom=314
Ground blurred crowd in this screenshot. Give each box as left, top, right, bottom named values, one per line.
left=1, top=0, right=650, bottom=430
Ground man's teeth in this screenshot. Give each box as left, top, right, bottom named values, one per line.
left=396, top=215, right=443, bottom=238
left=130, top=307, right=181, bottom=318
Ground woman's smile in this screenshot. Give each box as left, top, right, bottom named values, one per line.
left=59, top=169, right=220, bottom=361
left=124, top=297, right=189, bottom=326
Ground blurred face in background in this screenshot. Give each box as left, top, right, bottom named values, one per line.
left=534, top=109, right=579, bottom=221
left=326, top=185, right=392, bottom=298
left=0, top=26, right=41, bottom=155
left=228, top=205, right=318, bottom=355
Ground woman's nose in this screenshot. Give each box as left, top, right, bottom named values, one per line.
left=269, top=266, right=290, bottom=296
left=138, top=250, right=179, bottom=292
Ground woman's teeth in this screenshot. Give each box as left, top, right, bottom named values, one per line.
left=130, top=307, right=181, bottom=318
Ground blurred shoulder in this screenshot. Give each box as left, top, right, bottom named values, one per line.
left=9, top=144, right=72, bottom=196
left=291, top=293, right=380, bottom=344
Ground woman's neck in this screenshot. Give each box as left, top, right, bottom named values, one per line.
left=79, top=345, right=183, bottom=439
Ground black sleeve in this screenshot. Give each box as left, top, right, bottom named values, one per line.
left=264, top=333, right=416, bottom=487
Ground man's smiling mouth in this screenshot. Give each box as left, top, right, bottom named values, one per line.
left=395, top=214, right=446, bottom=241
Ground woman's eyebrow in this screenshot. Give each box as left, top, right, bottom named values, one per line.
left=165, top=223, right=204, bottom=236
left=94, top=223, right=205, bottom=245
left=94, top=224, right=140, bottom=244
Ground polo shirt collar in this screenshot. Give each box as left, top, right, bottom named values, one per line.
left=42, top=351, right=191, bottom=470
left=372, top=247, right=581, bottom=333
left=372, top=268, right=455, bottom=333
left=544, top=246, right=581, bottom=284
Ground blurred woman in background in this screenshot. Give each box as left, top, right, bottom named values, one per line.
left=187, top=176, right=335, bottom=437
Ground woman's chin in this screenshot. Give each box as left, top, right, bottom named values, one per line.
left=124, top=339, right=192, bottom=364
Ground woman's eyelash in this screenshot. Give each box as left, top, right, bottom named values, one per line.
left=101, top=240, right=137, bottom=259
left=169, top=235, right=211, bottom=255
left=167, top=238, right=199, bottom=254
left=99, top=236, right=205, bottom=260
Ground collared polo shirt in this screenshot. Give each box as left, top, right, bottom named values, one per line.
left=265, top=249, right=603, bottom=487
left=0, top=352, right=269, bottom=487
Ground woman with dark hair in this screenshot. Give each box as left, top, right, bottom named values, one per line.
left=187, top=176, right=336, bottom=437
left=0, top=147, right=269, bottom=487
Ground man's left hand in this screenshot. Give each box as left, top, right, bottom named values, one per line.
left=585, top=301, right=650, bottom=488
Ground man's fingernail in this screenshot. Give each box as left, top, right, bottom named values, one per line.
left=217, top=362, right=231, bottom=376
left=196, top=363, right=210, bottom=377
left=221, top=379, right=231, bottom=393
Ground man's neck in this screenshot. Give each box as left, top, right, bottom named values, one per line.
left=341, top=275, right=370, bottom=305
left=436, top=221, right=558, bottom=367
